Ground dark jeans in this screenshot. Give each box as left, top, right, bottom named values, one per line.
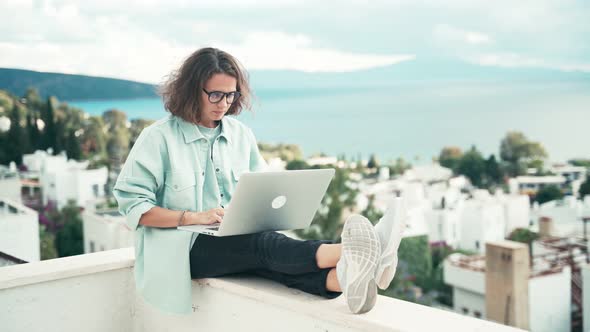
left=190, top=231, right=341, bottom=299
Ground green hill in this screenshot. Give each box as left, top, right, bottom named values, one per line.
left=0, top=68, right=158, bottom=101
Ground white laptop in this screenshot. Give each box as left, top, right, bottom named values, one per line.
left=177, top=168, right=335, bottom=236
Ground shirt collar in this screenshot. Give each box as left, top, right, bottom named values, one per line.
left=177, top=116, right=232, bottom=145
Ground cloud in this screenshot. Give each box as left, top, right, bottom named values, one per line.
left=0, top=1, right=414, bottom=83
left=433, top=24, right=492, bottom=45
left=465, top=53, right=590, bottom=72
left=1, top=0, right=589, bottom=82
left=218, top=31, right=415, bottom=72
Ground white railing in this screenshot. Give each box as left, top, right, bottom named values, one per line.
left=0, top=248, right=526, bottom=332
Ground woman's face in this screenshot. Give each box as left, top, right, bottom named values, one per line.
left=199, top=73, right=237, bottom=127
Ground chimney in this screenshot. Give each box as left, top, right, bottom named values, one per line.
left=538, top=216, right=554, bottom=237
left=485, top=240, right=530, bottom=330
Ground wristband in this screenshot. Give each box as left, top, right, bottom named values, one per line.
left=178, top=210, right=187, bottom=227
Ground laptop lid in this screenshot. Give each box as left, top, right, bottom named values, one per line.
left=178, top=168, right=335, bottom=236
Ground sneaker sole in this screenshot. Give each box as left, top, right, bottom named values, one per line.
left=341, top=215, right=381, bottom=314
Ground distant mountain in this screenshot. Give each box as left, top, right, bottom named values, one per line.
left=0, top=68, right=158, bottom=101
left=249, top=57, right=590, bottom=89
left=2, top=58, right=589, bottom=101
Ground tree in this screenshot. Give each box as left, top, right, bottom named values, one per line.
left=103, top=109, right=130, bottom=168
left=508, top=228, right=538, bottom=259
left=484, top=154, right=503, bottom=186
left=24, top=87, right=43, bottom=111
left=394, top=235, right=432, bottom=292
left=367, top=154, right=380, bottom=169
left=457, top=146, right=486, bottom=187
left=129, top=119, right=154, bottom=148
left=500, top=131, right=547, bottom=176
left=579, top=176, right=590, bottom=198
left=55, top=201, right=84, bottom=257
left=41, top=96, right=58, bottom=153
left=286, top=159, right=309, bottom=170
left=535, top=185, right=564, bottom=204
left=389, top=157, right=411, bottom=176
left=26, top=112, right=41, bottom=153
left=361, top=195, right=384, bottom=225
left=569, top=159, right=590, bottom=168
left=508, top=228, right=539, bottom=245
left=6, top=103, right=29, bottom=164
left=39, top=224, right=58, bottom=260
left=65, top=130, right=82, bottom=160
left=81, top=116, right=107, bottom=158
left=295, top=167, right=358, bottom=241
left=438, top=146, right=463, bottom=173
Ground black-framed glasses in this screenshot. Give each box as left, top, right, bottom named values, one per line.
left=202, top=88, right=241, bottom=104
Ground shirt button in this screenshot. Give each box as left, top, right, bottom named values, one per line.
left=220, top=194, right=224, bottom=197
left=201, top=171, right=205, bottom=176
left=216, top=168, right=220, bottom=172
left=221, top=205, right=224, bottom=208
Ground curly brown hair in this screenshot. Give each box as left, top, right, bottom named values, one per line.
left=159, top=47, right=252, bottom=124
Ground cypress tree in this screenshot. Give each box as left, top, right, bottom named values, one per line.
left=7, top=103, right=28, bottom=164
left=42, top=97, right=58, bottom=153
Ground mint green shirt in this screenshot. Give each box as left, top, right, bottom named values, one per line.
left=113, top=115, right=267, bottom=314
left=190, top=123, right=221, bottom=249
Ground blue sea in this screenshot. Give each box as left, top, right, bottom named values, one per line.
left=67, top=81, right=590, bottom=163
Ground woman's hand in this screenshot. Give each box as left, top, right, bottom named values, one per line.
left=186, top=208, right=224, bottom=225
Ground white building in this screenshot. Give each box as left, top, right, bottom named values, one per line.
left=357, top=164, right=529, bottom=250
left=265, top=157, right=286, bottom=171
left=550, top=164, right=587, bottom=183
left=23, top=150, right=108, bottom=209
left=550, top=164, right=587, bottom=196
left=0, top=163, right=21, bottom=204
left=0, top=197, right=39, bottom=262
left=82, top=202, right=134, bottom=253
left=531, top=197, right=590, bottom=238
left=509, top=176, right=567, bottom=196
left=444, top=248, right=571, bottom=332
left=402, top=163, right=453, bottom=184
left=496, top=192, right=531, bottom=236
left=306, top=156, right=339, bottom=167
left=458, top=198, right=506, bottom=254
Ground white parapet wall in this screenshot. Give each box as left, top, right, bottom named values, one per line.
left=0, top=197, right=40, bottom=262
left=0, top=248, right=526, bottom=332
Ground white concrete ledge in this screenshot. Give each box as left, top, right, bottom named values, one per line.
left=0, top=247, right=134, bottom=290
left=186, top=276, right=525, bottom=332
left=1, top=248, right=526, bottom=332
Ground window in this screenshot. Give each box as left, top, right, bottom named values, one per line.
left=92, top=184, right=99, bottom=197
left=475, top=241, right=480, bottom=250
left=474, top=311, right=482, bottom=318
left=461, top=307, right=469, bottom=315
left=89, top=241, right=95, bottom=253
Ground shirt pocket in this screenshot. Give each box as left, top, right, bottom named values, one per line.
left=163, top=171, right=198, bottom=211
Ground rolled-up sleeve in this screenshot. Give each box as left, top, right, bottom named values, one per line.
left=247, top=128, right=268, bottom=172
left=113, top=127, right=165, bottom=230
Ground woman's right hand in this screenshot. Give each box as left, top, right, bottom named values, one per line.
left=186, top=208, right=224, bottom=225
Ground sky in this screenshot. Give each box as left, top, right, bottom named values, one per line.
left=1, top=0, right=589, bottom=84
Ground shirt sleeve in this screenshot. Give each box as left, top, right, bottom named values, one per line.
left=247, top=128, right=268, bottom=172
left=112, top=127, right=165, bottom=230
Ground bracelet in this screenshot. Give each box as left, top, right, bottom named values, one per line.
left=178, top=210, right=187, bottom=227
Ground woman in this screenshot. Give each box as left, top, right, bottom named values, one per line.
left=113, top=47, right=406, bottom=315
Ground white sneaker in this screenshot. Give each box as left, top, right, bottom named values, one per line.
left=336, top=215, right=381, bottom=314
left=374, top=197, right=407, bottom=290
